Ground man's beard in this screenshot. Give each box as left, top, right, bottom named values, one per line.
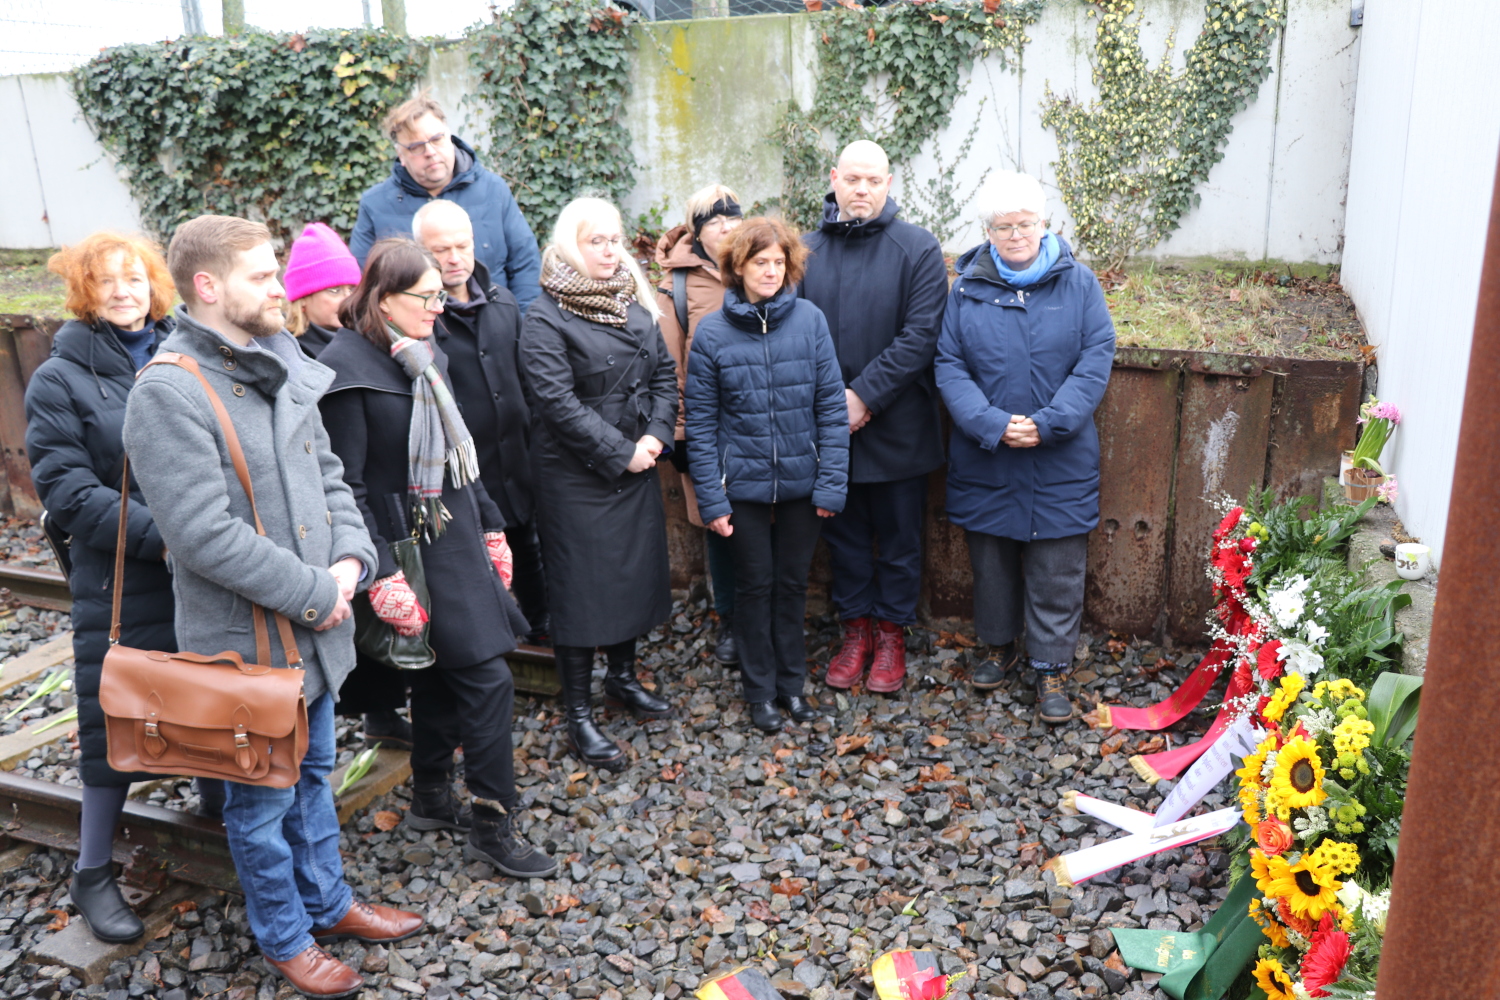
left=224, top=292, right=284, bottom=339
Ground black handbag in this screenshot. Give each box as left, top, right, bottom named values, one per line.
left=354, top=496, right=436, bottom=670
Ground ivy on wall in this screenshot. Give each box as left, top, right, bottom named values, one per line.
left=1041, top=0, right=1286, bottom=268
left=72, top=30, right=425, bottom=244
left=769, top=0, right=1045, bottom=232
left=464, top=0, right=638, bottom=243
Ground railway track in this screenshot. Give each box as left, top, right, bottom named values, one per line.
left=0, top=564, right=70, bottom=612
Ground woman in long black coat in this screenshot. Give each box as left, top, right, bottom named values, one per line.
left=23, top=232, right=183, bottom=944
left=318, top=238, right=554, bottom=879
left=521, top=196, right=678, bottom=772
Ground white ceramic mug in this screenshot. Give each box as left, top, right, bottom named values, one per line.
left=1394, top=543, right=1431, bottom=580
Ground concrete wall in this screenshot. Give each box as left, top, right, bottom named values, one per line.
left=1340, top=0, right=1500, bottom=569
left=1, top=74, right=142, bottom=248
left=2, top=0, right=1360, bottom=262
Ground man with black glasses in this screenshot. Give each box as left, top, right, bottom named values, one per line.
left=350, top=93, right=542, bottom=312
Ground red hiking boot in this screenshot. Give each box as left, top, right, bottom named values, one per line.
left=824, top=617, right=874, bottom=689
left=866, top=620, right=907, bottom=693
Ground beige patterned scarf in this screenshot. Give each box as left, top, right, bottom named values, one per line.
left=540, top=246, right=637, bottom=326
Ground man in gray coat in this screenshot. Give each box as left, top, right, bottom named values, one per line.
left=123, top=215, right=421, bottom=1000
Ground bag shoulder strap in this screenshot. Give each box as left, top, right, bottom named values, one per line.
left=672, top=268, right=690, bottom=337
left=110, top=352, right=302, bottom=667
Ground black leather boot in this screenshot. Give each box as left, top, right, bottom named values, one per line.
left=713, top=614, right=740, bottom=665
left=465, top=805, right=559, bottom=879
left=71, top=863, right=144, bottom=943
left=555, top=646, right=626, bottom=772
left=407, top=773, right=472, bottom=833
left=602, top=640, right=673, bottom=719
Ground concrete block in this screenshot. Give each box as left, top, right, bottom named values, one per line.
left=0, top=709, right=78, bottom=771
left=329, top=747, right=412, bottom=824
left=1339, top=480, right=1436, bottom=676
left=29, top=882, right=203, bottom=984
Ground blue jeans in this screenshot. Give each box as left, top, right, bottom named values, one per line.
left=222, top=692, right=351, bottom=962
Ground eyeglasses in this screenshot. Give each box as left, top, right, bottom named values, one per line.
left=400, top=289, right=449, bottom=310
left=399, top=132, right=448, bottom=154
left=987, top=220, right=1043, bottom=238
left=701, top=217, right=740, bottom=232
left=585, top=235, right=625, bottom=249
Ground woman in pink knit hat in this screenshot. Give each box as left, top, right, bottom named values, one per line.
left=284, top=222, right=361, bottom=358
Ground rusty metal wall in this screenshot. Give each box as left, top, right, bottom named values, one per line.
left=0, top=316, right=58, bottom=519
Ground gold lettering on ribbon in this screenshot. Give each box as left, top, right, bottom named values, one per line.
left=1150, top=823, right=1193, bottom=843
left=1156, top=939, right=1174, bottom=967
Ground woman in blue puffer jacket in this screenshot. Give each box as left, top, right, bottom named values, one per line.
left=685, top=217, right=849, bottom=733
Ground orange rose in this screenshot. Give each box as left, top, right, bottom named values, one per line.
left=1256, top=817, right=1294, bottom=855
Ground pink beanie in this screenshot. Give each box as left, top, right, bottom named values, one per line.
left=284, top=223, right=361, bottom=302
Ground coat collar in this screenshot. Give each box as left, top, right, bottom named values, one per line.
left=817, top=193, right=901, bottom=239
left=954, top=235, right=1077, bottom=298
left=320, top=326, right=452, bottom=396
left=655, top=224, right=718, bottom=273
left=51, top=316, right=171, bottom=376
left=720, top=286, right=799, bottom=333
left=392, top=136, right=480, bottom=200
left=165, top=305, right=332, bottom=397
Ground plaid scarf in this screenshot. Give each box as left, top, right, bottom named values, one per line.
left=388, top=327, right=480, bottom=536
left=540, top=246, right=637, bottom=326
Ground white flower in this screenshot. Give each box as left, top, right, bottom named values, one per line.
left=1300, top=707, right=1336, bottom=738
left=1303, top=620, right=1329, bottom=648
left=1267, top=575, right=1310, bottom=629
left=1293, top=984, right=1316, bottom=1000
left=1336, top=883, right=1391, bottom=934
left=1277, top=639, right=1325, bottom=677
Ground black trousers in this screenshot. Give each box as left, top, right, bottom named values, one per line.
left=821, top=475, right=928, bottom=625
left=506, top=518, right=548, bottom=638
left=334, top=656, right=409, bottom=716
left=408, top=655, right=517, bottom=810
left=728, top=499, right=822, bottom=703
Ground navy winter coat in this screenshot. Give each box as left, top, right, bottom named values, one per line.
left=349, top=137, right=543, bottom=312
left=799, top=194, right=948, bottom=483
left=24, top=318, right=175, bottom=786
left=935, top=238, right=1115, bottom=541
left=684, top=287, right=849, bottom=522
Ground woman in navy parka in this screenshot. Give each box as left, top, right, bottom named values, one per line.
left=935, top=171, right=1115, bottom=724
left=685, top=217, right=849, bottom=734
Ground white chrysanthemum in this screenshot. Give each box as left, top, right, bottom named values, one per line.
left=1304, top=620, right=1329, bottom=648
left=1277, top=639, right=1325, bottom=677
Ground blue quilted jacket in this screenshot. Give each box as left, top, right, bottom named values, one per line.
left=684, top=287, right=849, bottom=521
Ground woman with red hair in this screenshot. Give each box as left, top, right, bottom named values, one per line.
left=23, top=231, right=191, bottom=944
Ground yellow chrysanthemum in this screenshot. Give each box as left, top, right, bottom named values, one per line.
left=1309, top=839, right=1362, bottom=876
left=1314, top=678, right=1364, bottom=703
left=1249, top=898, right=1291, bottom=948
left=1263, top=673, right=1305, bottom=725
left=1252, top=958, right=1296, bottom=1000
left=1270, top=737, right=1327, bottom=810
left=1263, top=853, right=1343, bottom=921
left=1333, top=716, right=1375, bottom=756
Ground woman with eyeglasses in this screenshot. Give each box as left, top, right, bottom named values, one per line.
left=934, top=171, right=1115, bottom=723
left=521, top=196, right=678, bottom=773
left=317, top=238, right=557, bottom=879
left=283, top=222, right=360, bottom=359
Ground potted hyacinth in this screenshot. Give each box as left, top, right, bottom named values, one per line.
left=1344, top=398, right=1401, bottom=500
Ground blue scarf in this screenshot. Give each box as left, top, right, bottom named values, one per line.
left=989, top=232, right=1059, bottom=288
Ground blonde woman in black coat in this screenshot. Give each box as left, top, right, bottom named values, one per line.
left=319, top=238, right=555, bottom=879
left=521, top=196, right=677, bottom=772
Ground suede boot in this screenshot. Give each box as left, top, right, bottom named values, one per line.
left=407, top=773, right=472, bottom=833
left=466, top=805, right=559, bottom=878
left=555, top=646, right=626, bottom=772
left=603, top=640, right=673, bottom=719
left=70, top=863, right=143, bottom=943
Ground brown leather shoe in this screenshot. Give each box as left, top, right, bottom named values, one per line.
left=824, top=616, right=874, bottom=689
left=264, top=945, right=363, bottom=999
left=311, top=898, right=424, bottom=944
left=866, top=620, right=907, bottom=693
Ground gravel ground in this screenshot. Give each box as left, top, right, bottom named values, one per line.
left=0, top=592, right=1239, bottom=1000
left=0, top=517, right=60, bottom=573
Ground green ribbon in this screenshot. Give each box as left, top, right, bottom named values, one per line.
left=1111, top=875, right=1264, bottom=1000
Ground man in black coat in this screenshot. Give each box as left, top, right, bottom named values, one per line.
left=800, top=139, right=949, bottom=695
left=414, top=200, right=548, bottom=640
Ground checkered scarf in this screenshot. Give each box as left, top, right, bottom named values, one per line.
left=388, top=327, right=479, bottom=536
left=540, top=246, right=637, bottom=326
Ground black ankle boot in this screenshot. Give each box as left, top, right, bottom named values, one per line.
left=713, top=614, right=740, bottom=665
left=465, top=805, right=558, bottom=878
left=362, top=709, right=413, bottom=751
left=71, top=863, right=144, bottom=943
left=555, top=646, right=626, bottom=772
left=602, top=640, right=673, bottom=719
left=407, top=774, right=471, bottom=833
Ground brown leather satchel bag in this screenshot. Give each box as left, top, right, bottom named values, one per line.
left=99, top=352, right=309, bottom=788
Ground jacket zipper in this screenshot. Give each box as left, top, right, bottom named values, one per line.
left=762, top=308, right=778, bottom=503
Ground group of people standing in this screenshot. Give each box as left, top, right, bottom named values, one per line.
left=22, top=90, right=1114, bottom=999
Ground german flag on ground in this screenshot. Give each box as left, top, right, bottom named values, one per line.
left=870, top=950, right=951, bottom=1000
left=695, top=966, right=784, bottom=1000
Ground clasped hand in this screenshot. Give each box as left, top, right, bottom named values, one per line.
left=627, top=434, right=666, bottom=473
left=318, top=556, right=364, bottom=631
left=1002, top=415, right=1040, bottom=449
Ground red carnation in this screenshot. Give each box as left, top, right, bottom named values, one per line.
left=1238, top=537, right=1257, bottom=553
left=1256, top=640, right=1284, bottom=680
left=1301, top=913, right=1353, bottom=997
left=1213, top=507, right=1244, bottom=542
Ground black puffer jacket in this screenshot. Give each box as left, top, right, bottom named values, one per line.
left=23, top=318, right=175, bottom=786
